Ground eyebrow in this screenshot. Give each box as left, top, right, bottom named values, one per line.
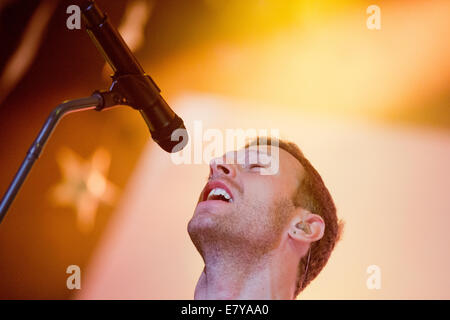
left=214, top=148, right=273, bottom=166
left=245, top=147, right=270, bottom=155
left=242, top=149, right=274, bottom=168
left=245, top=148, right=273, bottom=161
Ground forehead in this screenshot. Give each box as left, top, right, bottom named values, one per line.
left=276, top=147, right=306, bottom=182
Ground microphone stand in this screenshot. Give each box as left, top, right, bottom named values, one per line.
left=0, top=0, right=188, bottom=224
left=0, top=91, right=123, bottom=224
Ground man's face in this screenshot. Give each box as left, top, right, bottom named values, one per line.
left=188, top=146, right=305, bottom=256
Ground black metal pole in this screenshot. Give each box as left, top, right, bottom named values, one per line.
left=0, top=95, right=102, bottom=223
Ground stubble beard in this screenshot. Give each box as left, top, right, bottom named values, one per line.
left=188, top=197, right=295, bottom=262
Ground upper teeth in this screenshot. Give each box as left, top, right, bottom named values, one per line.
left=207, top=188, right=232, bottom=202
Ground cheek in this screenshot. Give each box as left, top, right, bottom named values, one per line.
left=244, top=177, right=278, bottom=206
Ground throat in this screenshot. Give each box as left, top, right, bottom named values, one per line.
left=194, top=251, right=296, bottom=300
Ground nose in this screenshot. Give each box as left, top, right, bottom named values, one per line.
left=209, top=157, right=236, bottom=179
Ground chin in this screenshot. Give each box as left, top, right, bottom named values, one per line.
left=188, top=207, right=215, bottom=233
left=187, top=212, right=218, bottom=252
left=189, top=202, right=230, bottom=237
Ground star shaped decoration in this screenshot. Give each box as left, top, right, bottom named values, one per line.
left=50, top=147, right=119, bottom=233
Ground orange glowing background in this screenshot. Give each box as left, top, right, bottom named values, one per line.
left=0, top=0, right=449, bottom=299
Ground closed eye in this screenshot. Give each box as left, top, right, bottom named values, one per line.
left=249, top=164, right=265, bottom=169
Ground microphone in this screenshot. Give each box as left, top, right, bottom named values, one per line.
left=81, top=1, right=188, bottom=153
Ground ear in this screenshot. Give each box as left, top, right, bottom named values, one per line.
left=288, top=209, right=325, bottom=243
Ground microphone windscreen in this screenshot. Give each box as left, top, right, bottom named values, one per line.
left=140, top=110, right=189, bottom=153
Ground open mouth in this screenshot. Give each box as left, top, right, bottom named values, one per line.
left=202, top=181, right=234, bottom=203
left=206, top=188, right=233, bottom=203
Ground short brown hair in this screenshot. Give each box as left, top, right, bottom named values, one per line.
left=246, top=137, right=344, bottom=298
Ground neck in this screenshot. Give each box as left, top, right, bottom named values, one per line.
left=194, top=243, right=299, bottom=300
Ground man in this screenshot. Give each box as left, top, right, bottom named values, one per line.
left=188, top=137, right=343, bottom=299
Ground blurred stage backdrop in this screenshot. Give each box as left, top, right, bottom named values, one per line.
left=0, top=0, right=449, bottom=299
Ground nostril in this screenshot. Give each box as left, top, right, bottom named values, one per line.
left=218, top=164, right=230, bottom=175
